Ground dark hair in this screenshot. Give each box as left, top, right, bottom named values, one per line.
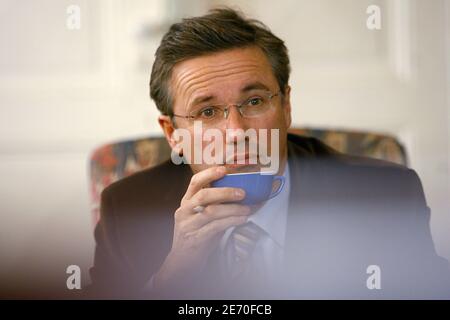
left=149, top=8, right=290, bottom=116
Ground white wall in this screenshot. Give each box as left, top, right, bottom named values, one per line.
left=0, top=0, right=449, bottom=294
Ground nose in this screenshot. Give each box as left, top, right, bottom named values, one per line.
left=225, top=105, right=248, bottom=144
left=225, top=105, right=245, bottom=125
left=225, top=105, right=246, bottom=128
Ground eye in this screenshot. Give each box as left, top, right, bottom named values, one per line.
left=247, top=97, right=264, bottom=107
left=198, top=107, right=218, bottom=119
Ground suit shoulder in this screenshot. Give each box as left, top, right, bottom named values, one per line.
left=288, top=134, right=422, bottom=194
left=101, top=160, right=190, bottom=201
left=333, top=152, right=409, bottom=172
left=289, top=133, right=409, bottom=171
left=325, top=151, right=425, bottom=204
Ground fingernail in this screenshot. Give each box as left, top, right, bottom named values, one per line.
left=235, top=189, right=245, bottom=198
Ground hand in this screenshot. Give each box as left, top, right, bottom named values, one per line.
left=153, top=166, right=252, bottom=290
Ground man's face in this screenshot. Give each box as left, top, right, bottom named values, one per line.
left=159, top=46, right=292, bottom=175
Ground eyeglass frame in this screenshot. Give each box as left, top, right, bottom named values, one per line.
left=170, top=90, right=282, bottom=123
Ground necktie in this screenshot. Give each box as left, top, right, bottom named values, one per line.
left=226, top=221, right=265, bottom=279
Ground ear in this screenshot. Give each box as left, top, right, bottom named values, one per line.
left=282, top=85, right=292, bottom=129
left=158, top=115, right=180, bottom=153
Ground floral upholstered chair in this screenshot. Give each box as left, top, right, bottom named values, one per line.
left=89, top=128, right=407, bottom=225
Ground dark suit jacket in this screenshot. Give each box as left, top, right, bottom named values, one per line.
left=89, top=134, right=450, bottom=299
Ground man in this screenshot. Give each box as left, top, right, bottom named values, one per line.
left=89, top=8, right=450, bottom=299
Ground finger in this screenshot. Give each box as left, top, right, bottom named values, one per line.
left=175, top=188, right=245, bottom=222
left=193, top=204, right=251, bottom=228
left=196, top=215, right=248, bottom=241
left=189, top=187, right=245, bottom=209
left=183, top=166, right=227, bottom=201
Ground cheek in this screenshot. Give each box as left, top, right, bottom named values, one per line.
left=242, top=108, right=280, bottom=130
left=257, top=108, right=287, bottom=130
left=260, top=110, right=289, bottom=153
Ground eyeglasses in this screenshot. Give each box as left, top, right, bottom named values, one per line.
left=171, top=90, right=281, bottom=126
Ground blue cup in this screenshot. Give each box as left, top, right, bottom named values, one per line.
left=211, top=172, right=285, bottom=205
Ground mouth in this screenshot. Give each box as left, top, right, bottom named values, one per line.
left=223, top=153, right=261, bottom=174
left=224, top=163, right=261, bottom=174
left=225, top=153, right=259, bottom=165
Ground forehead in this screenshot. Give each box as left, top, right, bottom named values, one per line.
left=170, top=46, right=277, bottom=108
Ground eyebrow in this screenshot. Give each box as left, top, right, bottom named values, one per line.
left=241, top=82, right=271, bottom=92
left=190, top=95, right=215, bottom=107
left=189, top=82, right=271, bottom=107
